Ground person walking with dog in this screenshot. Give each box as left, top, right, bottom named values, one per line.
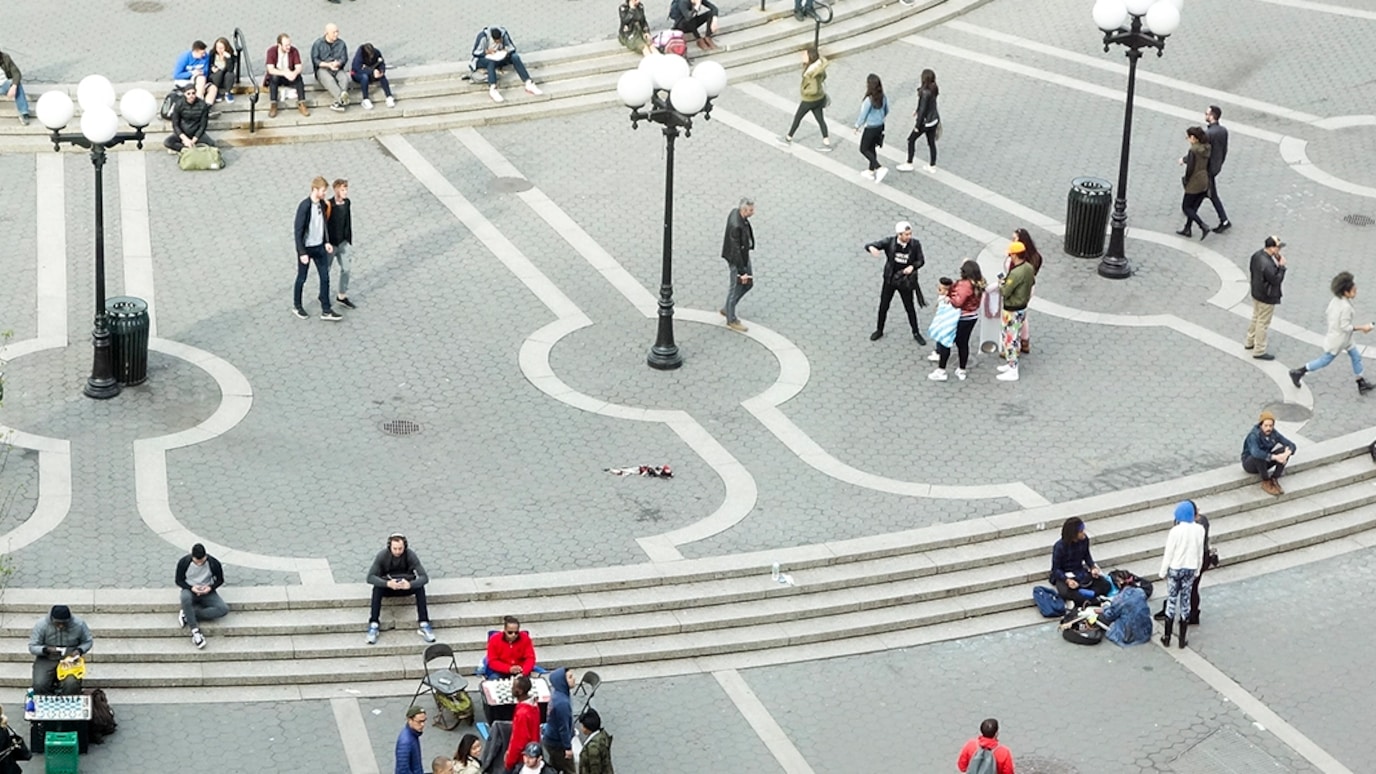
left=1289, top=271, right=1375, bottom=394
left=1159, top=501, right=1206, bottom=649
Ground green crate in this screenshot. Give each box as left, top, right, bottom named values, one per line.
left=44, top=731, right=79, bottom=774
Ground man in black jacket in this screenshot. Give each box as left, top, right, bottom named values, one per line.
left=164, top=84, right=215, bottom=152
left=865, top=221, right=927, bottom=344
left=1245, top=236, right=1286, bottom=360
left=721, top=197, right=755, bottom=333
left=1204, top=105, right=1231, bottom=232
left=175, top=543, right=228, bottom=650
left=365, top=533, right=434, bottom=645
left=293, top=177, right=342, bottom=321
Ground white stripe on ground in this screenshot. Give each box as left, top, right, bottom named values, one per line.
left=117, top=150, right=158, bottom=336
left=1172, top=649, right=1356, bottom=774
left=1251, top=0, right=1376, bottom=20
left=713, top=669, right=817, bottom=774
left=331, top=697, right=382, bottom=774
left=35, top=153, right=67, bottom=344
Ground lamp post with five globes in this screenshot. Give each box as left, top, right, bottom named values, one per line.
left=616, top=55, right=728, bottom=370
left=1092, top=0, right=1183, bottom=279
left=36, top=77, right=158, bottom=399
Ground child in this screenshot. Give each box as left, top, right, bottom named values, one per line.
left=927, top=277, right=957, bottom=381
left=327, top=179, right=356, bottom=309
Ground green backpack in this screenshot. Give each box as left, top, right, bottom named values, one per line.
left=178, top=145, right=224, bottom=171
left=967, top=746, right=997, bottom=774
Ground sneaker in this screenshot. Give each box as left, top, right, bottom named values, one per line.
left=817, top=142, right=833, bottom=152
left=897, top=163, right=914, bottom=172
left=927, top=351, right=940, bottom=362
left=336, top=296, right=357, bottom=309
left=1214, top=220, right=1232, bottom=233
left=777, top=135, right=792, bottom=147
left=339, top=92, right=350, bottom=106
left=320, top=310, right=343, bottom=321
left=329, top=101, right=345, bottom=113
left=997, top=367, right=1020, bottom=381
left=292, top=307, right=308, bottom=319
left=727, top=320, right=748, bottom=333
left=366, top=623, right=379, bottom=645
left=924, top=165, right=937, bottom=174
left=874, top=167, right=889, bottom=184
left=19, top=113, right=30, bottom=126
left=385, top=96, right=396, bottom=108
left=361, top=98, right=373, bottom=110
left=997, top=363, right=1013, bottom=373
left=955, top=369, right=967, bottom=380
left=524, top=81, right=543, bottom=96
left=861, top=169, right=875, bottom=180
left=418, top=622, right=436, bottom=643
left=178, top=610, right=187, bottom=628
left=927, top=369, right=947, bottom=381
left=870, top=330, right=884, bottom=341
left=224, top=93, right=234, bottom=103
left=490, top=87, right=504, bottom=103
left=191, top=630, right=205, bottom=649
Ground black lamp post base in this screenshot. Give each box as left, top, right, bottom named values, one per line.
left=1097, top=256, right=1131, bottom=279
left=647, top=345, right=684, bottom=370
left=83, top=377, right=121, bottom=400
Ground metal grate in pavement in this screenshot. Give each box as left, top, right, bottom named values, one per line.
left=379, top=419, right=422, bottom=436
left=1343, top=214, right=1374, bottom=226
left=126, top=1, right=165, bottom=11
left=1170, top=729, right=1289, bottom=773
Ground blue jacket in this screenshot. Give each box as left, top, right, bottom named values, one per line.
left=854, top=95, right=888, bottom=129
left=1097, top=586, right=1152, bottom=646
left=172, top=49, right=209, bottom=81
left=541, top=667, right=574, bottom=751
left=1241, top=424, right=1295, bottom=464
left=395, top=723, right=423, bottom=774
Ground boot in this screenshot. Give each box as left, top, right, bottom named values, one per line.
left=1177, top=621, right=1189, bottom=649
left=1186, top=611, right=1200, bottom=625
left=1153, top=603, right=1167, bottom=621
left=1358, top=377, right=1374, bottom=395
left=1290, top=367, right=1306, bottom=387
left=1175, top=227, right=1193, bottom=237
left=1160, top=618, right=1173, bottom=647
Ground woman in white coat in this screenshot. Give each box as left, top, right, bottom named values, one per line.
left=1290, top=272, right=1374, bottom=394
left=1160, top=501, right=1206, bottom=649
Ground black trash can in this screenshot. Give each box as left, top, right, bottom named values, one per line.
left=1064, top=177, right=1113, bottom=258
left=106, top=296, right=150, bottom=386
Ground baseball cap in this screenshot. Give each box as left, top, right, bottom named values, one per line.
left=522, top=742, right=543, bottom=757
left=1007, top=241, right=1026, bottom=255
left=406, top=705, right=425, bottom=719
left=895, top=221, right=912, bottom=234
left=1265, top=236, right=1285, bottom=249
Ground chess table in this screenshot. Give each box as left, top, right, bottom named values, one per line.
left=26, top=694, right=91, bottom=755
left=480, top=675, right=551, bottom=723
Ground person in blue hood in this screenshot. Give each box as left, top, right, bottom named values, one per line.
left=540, top=667, right=577, bottom=772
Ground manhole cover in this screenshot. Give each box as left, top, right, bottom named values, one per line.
left=1343, top=213, right=1374, bottom=226
left=380, top=419, right=422, bottom=436
left=126, top=0, right=165, bottom=11
left=490, top=177, right=533, bottom=193
left=1016, top=756, right=1079, bottom=774
left=1260, top=402, right=1311, bottom=422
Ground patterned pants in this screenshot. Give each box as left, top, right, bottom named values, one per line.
left=1164, top=567, right=1197, bottom=622
left=1001, top=308, right=1026, bottom=367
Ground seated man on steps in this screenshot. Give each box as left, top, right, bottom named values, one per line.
left=311, top=23, right=351, bottom=113
left=671, top=0, right=721, bottom=50
left=175, top=542, right=229, bottom=650
left=469, top=25, right=542, bottom=103
left=164, top=84, right=215, bottom=154
left=28, top=605, right=93, bottom=696
left=264, top=33, right=310, bottom=117
left=366, top=532, right=436, bottom=645
left=172, top=40, right=211, bottom=102
left=1241, top=410, right=1297, bottom=496
left=483, top=615, right=538, bottom=679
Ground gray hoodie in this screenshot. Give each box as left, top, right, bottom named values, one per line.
left=28, top=614, right=94, bottom=658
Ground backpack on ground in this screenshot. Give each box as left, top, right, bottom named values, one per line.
left=967, top=746, right=998, bottom=774
left=652, top=29, right=687, bottom=57
left=1369, top=437, right=1376, bottom=463
left=1059, top=611, right=1104, bottom=645
left=1032, top=585, right=1065, bottom=618
left=178, top=145, right=224, bottom=171
left=87, top=688, right=118, bottom=743
left=432, top=690, right=473, bottom=731
left=160, top=89, right=183, bottom=121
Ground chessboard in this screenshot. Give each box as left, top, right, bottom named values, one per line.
left=480, top=675, right=552, bottom=706
left=25, top=694, right=92, bottom=721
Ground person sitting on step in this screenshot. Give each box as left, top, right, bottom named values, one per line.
left=264, top=33, right=310, bottom=117
left=484, top=615, right=538, bottom=679
left=364, top=533, right=436, bottom=645
left=164, top=83, right=215, bottom=154
left=1048, top=517, right=1111, bottom=606
left=1241, top=410, right=1296, bottom=496
left=175, top=542, right=230, bottom=649
left=469, top=25, right=542, bottom=103
left=1092, top=581, right=1152, bottom=646
left=28, top=605, right=93, bottom=696
left=671, top=0, right=721, bottom=50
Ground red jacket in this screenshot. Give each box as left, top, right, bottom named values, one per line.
left=958, top=736, right=1015, bottom=774
left=486, top=631, right=537, bottom=676
left=505, top=700, right=541, bottom=769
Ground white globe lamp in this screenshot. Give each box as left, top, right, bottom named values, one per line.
left=36, top=91, right=75, bottom=130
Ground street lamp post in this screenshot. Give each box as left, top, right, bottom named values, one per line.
left=1093, top=0, right=1182, bottom=279
left=617, top=56, right=728, bottom=370
left=36, top=76, right=158, bottom=399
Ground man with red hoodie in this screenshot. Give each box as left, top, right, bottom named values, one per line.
left=484, top=615, right=538, bottom=679
left=503, top=678, right=542, bottom=773
left=957, top=718, right=1015, bottom=774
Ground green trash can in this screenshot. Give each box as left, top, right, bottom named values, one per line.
left=1064, top=177, right=1112, bottom=258
left=105, top=296, right=149, bottom=386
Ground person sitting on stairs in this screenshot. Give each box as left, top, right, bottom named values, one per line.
left=470, top=25, right=542, bottom=103
left=1241, top=411, right=1296, bottom=497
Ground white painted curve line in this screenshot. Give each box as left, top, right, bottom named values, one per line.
left=945, top=20, right=1325, bottom=126
left=1253, top=0, right=1376, bottom=20
left=117, top=151, right=158, bottom=336
left=35, top=153, right=68, bottom=345
left=134, top=337, right=334, bottom=585
left=0, top=429, right=72, bottom=555
left=712, top=670, right=817, bottom=774
left=1279, top=135, right=1376, bottom=199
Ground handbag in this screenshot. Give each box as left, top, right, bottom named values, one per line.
left=890, top=269, right=919, bottom=290
left=0, top=727, right=31, bottom=762
left=178, top=145, right=224, bottom=171
left=934, top=120, right=943, bottom=142
left=927, top=301, right=958, bottom=347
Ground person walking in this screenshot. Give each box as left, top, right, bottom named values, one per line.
left=865, top=221, right=926, bottom=344
left=721, top=197, right=756, bottom=333
left=1241, top=410, right=1297, bottom=496
left=929, top=259, right=985, bottom=380
left=1290, top=271, right=1375, bottom=394
left=327, top=178, right=358, bottom=309
left=780, top=47, right=831, bottom=151
left=1012, top=228, right=1042, bottom=355
left=1244, top=236, right=1286, bottom=360
left=1204, top=105, right=1231, bottom=232
left=853, top=73, right=889, bottom=183
left=1159, top=500, right=1206, bottom=649
left=897, top=68, right=940, bottom=174
left=956, top=718, right=1015, bottom=774
left=395, top=706, right=427, bottom=774
left=997, top=241, right=1034, bottom=382
left=293, top=177, right=343, bottom=321
left=1175, top=126, right=1211, bottom=240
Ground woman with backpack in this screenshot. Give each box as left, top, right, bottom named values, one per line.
left=853, top=73, right=889, bottom=182
left=781, top=47, right=831, bottom=151
left=898, top=68, right=940, bottom=173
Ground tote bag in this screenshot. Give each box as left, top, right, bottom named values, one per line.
left=927, top=300, right=959, bottom=347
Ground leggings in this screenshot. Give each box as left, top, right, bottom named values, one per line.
left=859, top=126, right=884, bottom=171
left=906, top=124, right=937, bottom=166
left=787, top=98, right=829, bottom=139
left=1181, top=191, right=1207, bottom=231
left=937, top=316, right=978, bottom=369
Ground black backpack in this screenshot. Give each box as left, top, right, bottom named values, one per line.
left=159, top=89, right=183, bottom=122
left=88, top=688, right=118, bottom=742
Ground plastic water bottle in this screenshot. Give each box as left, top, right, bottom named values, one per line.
left=25, top=688, right=35, bottom=713
left=771, top=562, right=780, bottom=581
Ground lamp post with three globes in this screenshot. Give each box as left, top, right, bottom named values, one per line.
left=616, top=55, right=728, bottom=370
left=36, top=76, right=158, bottom=399
left=1092, top=0, right=1183, bottom=279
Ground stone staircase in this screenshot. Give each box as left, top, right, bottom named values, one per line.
left=2, top=432, right=1374, bottom=692
left=0, top=0, right=988, bottom=152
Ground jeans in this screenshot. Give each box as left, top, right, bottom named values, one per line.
left=1, top=78, right=29, bottom=116
left=876, top=281, right=918, bottom=334
left=724, top=261, right=753, bottom=323
left=787, top=98, right=828, bottom=139
left=1055, top=574, right=1111, bottom=603
left=268, top=74, right=306, bottom=102
left=1207, top=172, right=1228, bottom=223
left=1181, top=191, right=1207, bottom=231
left=316, top=67, right=349, bottom=101
left=294, top=245, right=333, bottom=312
left=905, top=124, right=937, bottom=166
left=794, top=0, right=815, bottom=13
left=477, top=53, right=532, bottom=86
left=938, top=316, right=978, bottom=369
left=180, top=587, right=230, bottom=628
left=351, top=71, right=393, bottom=102
left=1001, top=308, right=1027, bottom=366
left=1164, top=567, right=1196, bottom=622
left=1306, top=346, right=1363, bottom=377
left=859, top=126, right=884, bottom=171
left=331, top=241, right=352, bottom=294
left=32, top=659, right=81, bottom=695
left=369, top=585, right=430, bottom=625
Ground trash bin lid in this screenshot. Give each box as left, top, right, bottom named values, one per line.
left=105, top=296, right=148, bottom=315
left=1071, top=176, right=1112, bottom=195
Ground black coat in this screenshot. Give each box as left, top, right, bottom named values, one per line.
left=721, top=207, right=754, bottom=272
left=1205, top=122, right=1228, bottom=176
left=1249, top=248, right=1285, bottom=304
left=865, top=234, right=927, bottom=305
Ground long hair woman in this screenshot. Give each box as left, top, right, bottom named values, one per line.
left=453, top=733, right=482, bottom=774
left=853, top=73, right=889, bottom=182
left=1012, top=228, right=1042, bottom=354
left=1290, top=271, right=1376, bottom=393
left=1177, top=126, right=1211, bottom=239
left=782, top=47, right=831, bottom=150
left=929, top=259, right=986, bottom=380
left=899, top=68, right=940, bottom=172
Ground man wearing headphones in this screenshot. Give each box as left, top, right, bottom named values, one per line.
left=366, top=533, right=435, bottom=645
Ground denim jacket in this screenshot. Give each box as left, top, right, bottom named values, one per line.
left=1098, top=586, right=1152, bottom=646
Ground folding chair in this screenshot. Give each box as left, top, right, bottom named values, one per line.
left=411, top=643, right=470, bottom=726
left=574, top=669, right=601, bottom=718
